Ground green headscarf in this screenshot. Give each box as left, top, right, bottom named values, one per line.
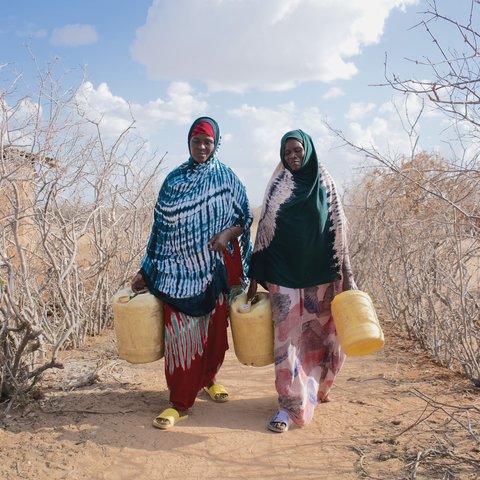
left=248, top=129, right=341, bottom=288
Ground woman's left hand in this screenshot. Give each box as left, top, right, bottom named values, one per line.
left=207, top=229, right=232, bottom=253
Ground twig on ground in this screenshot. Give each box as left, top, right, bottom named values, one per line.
left=40, top=408, right=134, bottom=415
left=351, top=446, right=385, bottom=480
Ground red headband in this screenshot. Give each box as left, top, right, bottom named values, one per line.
left=190, top=121, right=215, bottom=139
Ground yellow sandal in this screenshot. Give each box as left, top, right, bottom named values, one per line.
left=203, top=383, right=229, bottom=403
left=152, top=408, right=188, bottom=429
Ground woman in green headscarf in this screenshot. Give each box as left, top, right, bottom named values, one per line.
left=247, top=129, right=356, bottom=433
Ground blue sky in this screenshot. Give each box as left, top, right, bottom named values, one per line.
left=1, top=0, right=468, bottom=205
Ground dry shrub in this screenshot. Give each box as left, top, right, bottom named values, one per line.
left=346, top=153, right=479, bottom=380
left=0, top=63, right=161, bottom=408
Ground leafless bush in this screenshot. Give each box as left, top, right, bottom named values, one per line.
left=0, top=61, right=162, bottom=409
left=386, top=0, right=480, bottom=131
left=335, top=0, right=480, bottom=381
left=345, top=153, right=479, bottom=380
left=401, top=388, right=480, bottom=478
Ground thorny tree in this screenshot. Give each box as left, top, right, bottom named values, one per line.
left=0, top=61, right=163, bottom=410
left=338, top=0, right=479, bottom=380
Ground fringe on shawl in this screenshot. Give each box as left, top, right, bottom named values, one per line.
left=253, top=162, right=295, bottom=252
left=319, top=164, right=346, bottom=278
left=253, top=161, right=353, bottom=289
left=319, top=165, right=357, bottom=292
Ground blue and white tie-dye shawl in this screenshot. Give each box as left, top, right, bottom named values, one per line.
left=141, top=117, right=252, bottom=315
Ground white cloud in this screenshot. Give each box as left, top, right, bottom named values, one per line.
left=343, top=112, right=463, bottom=175
left=131, top=0, right=416, bottom=92
left=16, top=28, right=47, bottom=39
left=75, top=81, right=208, bottom=137
left=1, top=97, right=41, bottom=146
left=348, top=118, right=389, bottom=151
left=51, top=24, right=98, bottom=46
left=346, top=101, right=376, bottom=120
left=343, top=91, right=449, bottom=161
left=323, top=87, right=345, bottom=99
left=142, top=82, right=209, bottom=126
left=71, top=83, right=449, bottom=207
left=225, top=102, right=343, bottom=203
left=69, top=85, right=450, bottom=207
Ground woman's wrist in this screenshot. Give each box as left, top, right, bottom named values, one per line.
left=227, top=225, right=243, bottom=239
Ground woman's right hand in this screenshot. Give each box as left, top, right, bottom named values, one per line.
left=131, top=272, right=147, bottom=293
left=246, top=279, right=257, bottom=302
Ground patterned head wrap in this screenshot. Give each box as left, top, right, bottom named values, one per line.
left=189, top=121, right=215, bottom=140
left=187, top=117, right=220, bottom=159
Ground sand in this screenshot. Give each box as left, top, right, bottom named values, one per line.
left=1, top=320, right=478, bottom=480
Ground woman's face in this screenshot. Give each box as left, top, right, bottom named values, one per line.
left=189, top=134, right=215, bottom=163
left=284, top=138, right=304, bottom=171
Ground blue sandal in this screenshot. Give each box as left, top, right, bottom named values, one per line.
left=267, top=410, right=291, bottom=433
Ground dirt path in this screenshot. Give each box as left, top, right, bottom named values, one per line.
left=1, top=320, right=478, bottom=480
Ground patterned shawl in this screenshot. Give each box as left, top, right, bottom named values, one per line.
left=249, top=129, right=354, bottom=290
left=141, top=117, right=252, bottom=310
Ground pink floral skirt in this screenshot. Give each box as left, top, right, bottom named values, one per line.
left=267, top=282, right=346, bottom=426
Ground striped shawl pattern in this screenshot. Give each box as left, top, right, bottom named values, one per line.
left=141, top=156, right=252, bottom=299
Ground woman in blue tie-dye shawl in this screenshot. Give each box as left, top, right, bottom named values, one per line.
left=131, top=116, right=253, bottom=429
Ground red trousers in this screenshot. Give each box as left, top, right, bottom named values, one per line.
left=163, top=240, right=243, bottom=411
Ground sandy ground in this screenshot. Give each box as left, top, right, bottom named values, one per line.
left=0, top=319, right=479, bottom=480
